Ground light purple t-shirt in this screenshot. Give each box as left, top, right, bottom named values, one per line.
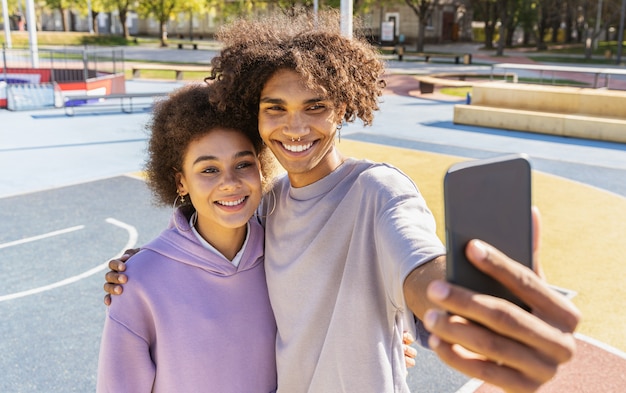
left=261, top=158, right=445, bottom=392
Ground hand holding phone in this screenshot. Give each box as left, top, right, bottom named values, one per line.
left=444, top=154, right=533, bottom=310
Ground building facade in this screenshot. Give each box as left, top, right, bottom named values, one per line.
left=31, top=1, right=473, bottom=46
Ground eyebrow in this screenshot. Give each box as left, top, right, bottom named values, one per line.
left=192, top=150, right=255, bottom=166
left=260, top=97, right=325, bottom=105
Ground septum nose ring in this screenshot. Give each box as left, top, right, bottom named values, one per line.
left=291, top=137, right=301, bottom=142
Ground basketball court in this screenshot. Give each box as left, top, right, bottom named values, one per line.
left=1, top=73, right=625, bottom=392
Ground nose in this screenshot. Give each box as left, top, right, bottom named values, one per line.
left=283, top=112, right=310, bottom=141
left=219, top=168, right=241, bottom=190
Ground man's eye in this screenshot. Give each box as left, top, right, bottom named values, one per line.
left=237, top=162, right=254, bottom=170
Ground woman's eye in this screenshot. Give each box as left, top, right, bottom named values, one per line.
left=202, top=167, right=219, bottom=174
left=309, top=103, right=326, bottom=111
left=236, top=162, right=254, bottom=170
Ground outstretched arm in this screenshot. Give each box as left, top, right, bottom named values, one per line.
left=403, top=208, right=580, bottom=392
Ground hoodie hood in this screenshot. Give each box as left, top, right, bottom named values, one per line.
left=141, top=207, right=264, bottom=277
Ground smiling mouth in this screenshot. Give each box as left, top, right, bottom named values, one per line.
left=216, top=197, right=246, bottom=207
left=281, top=141, right=314, bottom=153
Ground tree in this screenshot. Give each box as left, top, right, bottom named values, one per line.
left=494, top=0, right=510, bottom=55
left=471, top=0, right=497, bottom=49
left=102, top=0, right=136, bottom=38
left=137, top=0, right=183, bottom=46
left=517, top=0, right=538, bottom=46
left=404, top=0, right=440, bottom=52
left=45, top=0, right=74, bottom=31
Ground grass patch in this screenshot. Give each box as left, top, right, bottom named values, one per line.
left=438, top=76, right=588, bottom=98
left=527, top=55, right=619, bottom=65
left=124, top=69, right=210, bottom=81
left=519, top=77, right=588, bottom=86
left=1, top=32, right=138, bottom=48
left=439, top=86, right=472, bottom=97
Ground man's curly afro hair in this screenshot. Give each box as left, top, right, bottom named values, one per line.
left=207, top=9, right=386, bottom=128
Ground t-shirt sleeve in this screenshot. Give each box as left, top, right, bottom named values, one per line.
left=373, top=168, right=445, bottom=312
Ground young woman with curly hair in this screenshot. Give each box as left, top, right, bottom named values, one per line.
left=106, top=11, right=580, bottom=393
left=97, top=83, right=278, bottom=392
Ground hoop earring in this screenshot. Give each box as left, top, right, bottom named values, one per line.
left=173, top=192, right=184, bottom=210
left=173, top=192, right=194, bottom=232
left=258, top=188, right=277, bottom=219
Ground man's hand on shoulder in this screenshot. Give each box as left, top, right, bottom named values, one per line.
left=103, top=248, right=138, bottom=305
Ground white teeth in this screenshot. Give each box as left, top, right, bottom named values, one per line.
left=217, top=197, right=245, bottom=207
left=282, top=142, right=313, bottom=153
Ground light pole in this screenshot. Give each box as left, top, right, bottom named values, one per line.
left=87, top=0, right=94, bottom=34
left=2, top=0, right=11, bottom=48
left=25, top=0, right=38, bottom=67
left=594, top=0, right=602, bottom=50
left=340, top=0, right=353, bottom=38
left=617, top=0, right=625, bottom=64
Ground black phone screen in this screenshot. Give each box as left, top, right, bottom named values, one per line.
left=444, top=154, right=533, bottom=310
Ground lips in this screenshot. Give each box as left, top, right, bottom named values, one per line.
left=281, top=141, right=314, bottom=153
left=215, top=197, right=246, bottom=207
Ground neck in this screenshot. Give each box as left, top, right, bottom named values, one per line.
left=288, top=147, right=346, bottom=188
left=195, top=220, right=247, bottom=261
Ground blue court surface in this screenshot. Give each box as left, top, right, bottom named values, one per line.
left=1, top=71, right=625, bottom=392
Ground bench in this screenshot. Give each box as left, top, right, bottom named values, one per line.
left=177, top=42, right=198, bottom=50
left=63, top=92, right=169, bottom=116
left=415, top=74, right=474, bottom=94
left=130, top=64, right=210, bottom=81
left=414, top=72, right=516, bottom=94
left=453, top=82, right=626, bottom=143
left=413, top=52, right=472, bottom=65
left=379, top=45, right=407, bottom=61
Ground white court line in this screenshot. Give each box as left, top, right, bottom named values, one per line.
left=0, top=225, right=85, bottom=249
left=0, top=218, right=137, bottom=302
left=452, top=334, right=626, bottom=393
left=575, top=333, right=626, bottom=360
left=454, top=378, right=483, bottom=393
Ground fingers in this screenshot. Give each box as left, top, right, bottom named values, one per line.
left=402, top=331, right=415, bottom=345
left=465, top=240, right=580, bottom=333
left=103, top=282, right=123, bottom=295
left=424, top=280, right=577, bottom=391
left=424, top=301, right=565, bottom=382
left=403, top=331, right=417, bottom=369
left=427, top=333, right=545, bottom=393
left=404, top=346, right=417, bottom=368
left=531, top=206, right=546, bottom=279
left=123, top=248, right=140, bottom=258
left=108, top=258, right=128, bottom=273
left=104, top=294, right=111, bottom=306
left=105, top=269, right=127, bottom=285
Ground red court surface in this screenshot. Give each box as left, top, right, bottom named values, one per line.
left=459, top=335, right=626, bottom=392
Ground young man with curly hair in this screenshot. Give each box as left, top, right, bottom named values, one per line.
left=105, top=11, right=580, bottom=392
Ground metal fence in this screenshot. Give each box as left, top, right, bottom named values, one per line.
left=1, top=46, right=125, bottom=84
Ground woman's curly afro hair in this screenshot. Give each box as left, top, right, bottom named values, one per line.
left=207, top=9, right=386, bottom=127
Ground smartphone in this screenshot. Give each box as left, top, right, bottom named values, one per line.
left=444, top=154, right=533, bottom=311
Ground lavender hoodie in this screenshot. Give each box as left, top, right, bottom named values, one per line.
left=97, top=208, right=277, bottom=393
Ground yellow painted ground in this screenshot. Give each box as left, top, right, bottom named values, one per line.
left=132, top=140, right=626, bottom=351
left=339, top=139, right=626, bottom=352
